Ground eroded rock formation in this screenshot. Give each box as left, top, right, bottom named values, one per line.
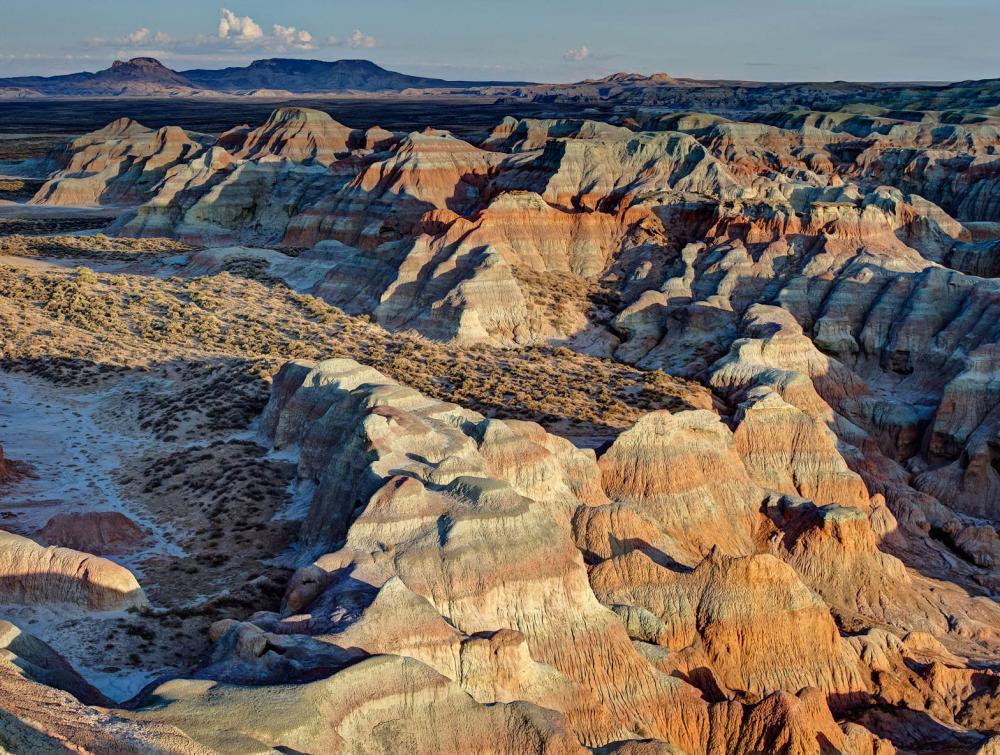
left=108, top=357, right=991, bottom=753
left=0, top=530, right=146, bottom=610
left=6, top=97, right=1000, bottom=752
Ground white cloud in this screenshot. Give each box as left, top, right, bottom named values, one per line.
left=89, top=28, right=172, bottom=48
left=125, top=28, right=151, bottom=45
left=326, top=30, right=377, bottom=49
left=273, top=24, right=314, bottom=50
left=563, top=45, right=591, bottom=62
left=84, top=10, right=378, bottom=58
left=348, top=29, right=377, bottom=49
left=218, top=8, right=264, bottom=43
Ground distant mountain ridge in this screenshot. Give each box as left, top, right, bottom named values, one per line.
left=0, top=57, right=203, bottom=96
left=182, top=58, right=526, bottom=93
left=0, top=57, right=533, bottom=97
left=3, top=57, right=992, bottom=113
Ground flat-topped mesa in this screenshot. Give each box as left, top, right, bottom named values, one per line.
left=107, top=56, right=188, bottom=82
left=230, top=107, right=357, bottom=165
left=588, top=71, right=681, bottom=87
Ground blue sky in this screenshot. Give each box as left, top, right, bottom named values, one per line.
left=1, top=0, right=998, bottom=82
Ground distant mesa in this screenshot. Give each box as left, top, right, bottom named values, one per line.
left=0, top=56, right=534, bottom=98
left=584, top=71, right=681, bottom=86
left=0, top=56, right=205, bottom=97
left=0, top=56, right=995, bottom=109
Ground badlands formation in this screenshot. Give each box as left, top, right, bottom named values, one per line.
left=0, top=92, right=999, bottom=754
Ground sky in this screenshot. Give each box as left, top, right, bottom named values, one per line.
left=1, top=0, right=998, bottom=83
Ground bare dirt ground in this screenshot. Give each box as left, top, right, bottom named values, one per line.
left=0, top=360, right=295, bottom=700
left=0, top=205, right=120, bottom=235
left=0, top=98, right=610, bottom=138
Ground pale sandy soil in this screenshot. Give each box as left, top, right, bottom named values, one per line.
left=0, top=367, right=295, bottom=701
left=0, top=370, right=184, bottom=560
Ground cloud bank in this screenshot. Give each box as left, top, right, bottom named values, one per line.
left=90, top=8, right=378, bottom=57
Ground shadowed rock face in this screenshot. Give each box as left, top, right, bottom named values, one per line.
left=5, top=94, right=1000, bottom=752
left=0, top=620, right=208, bottom=752
left=0, top=446, right=14, bottom=484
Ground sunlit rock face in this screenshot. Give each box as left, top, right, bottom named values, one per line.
left=7, top=95, right=1000, bottom=753
left=0, top=530, right=146, bottom=610
left=106, top=356, right=911, bottom=753
left=31, top=118, right=203, bottom=206
left=229, top=107, right=357, bottom=165
left=109, top=355, right=998, bottom=753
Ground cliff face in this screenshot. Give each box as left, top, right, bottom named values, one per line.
left=133, top=356, right=895, bottom=753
